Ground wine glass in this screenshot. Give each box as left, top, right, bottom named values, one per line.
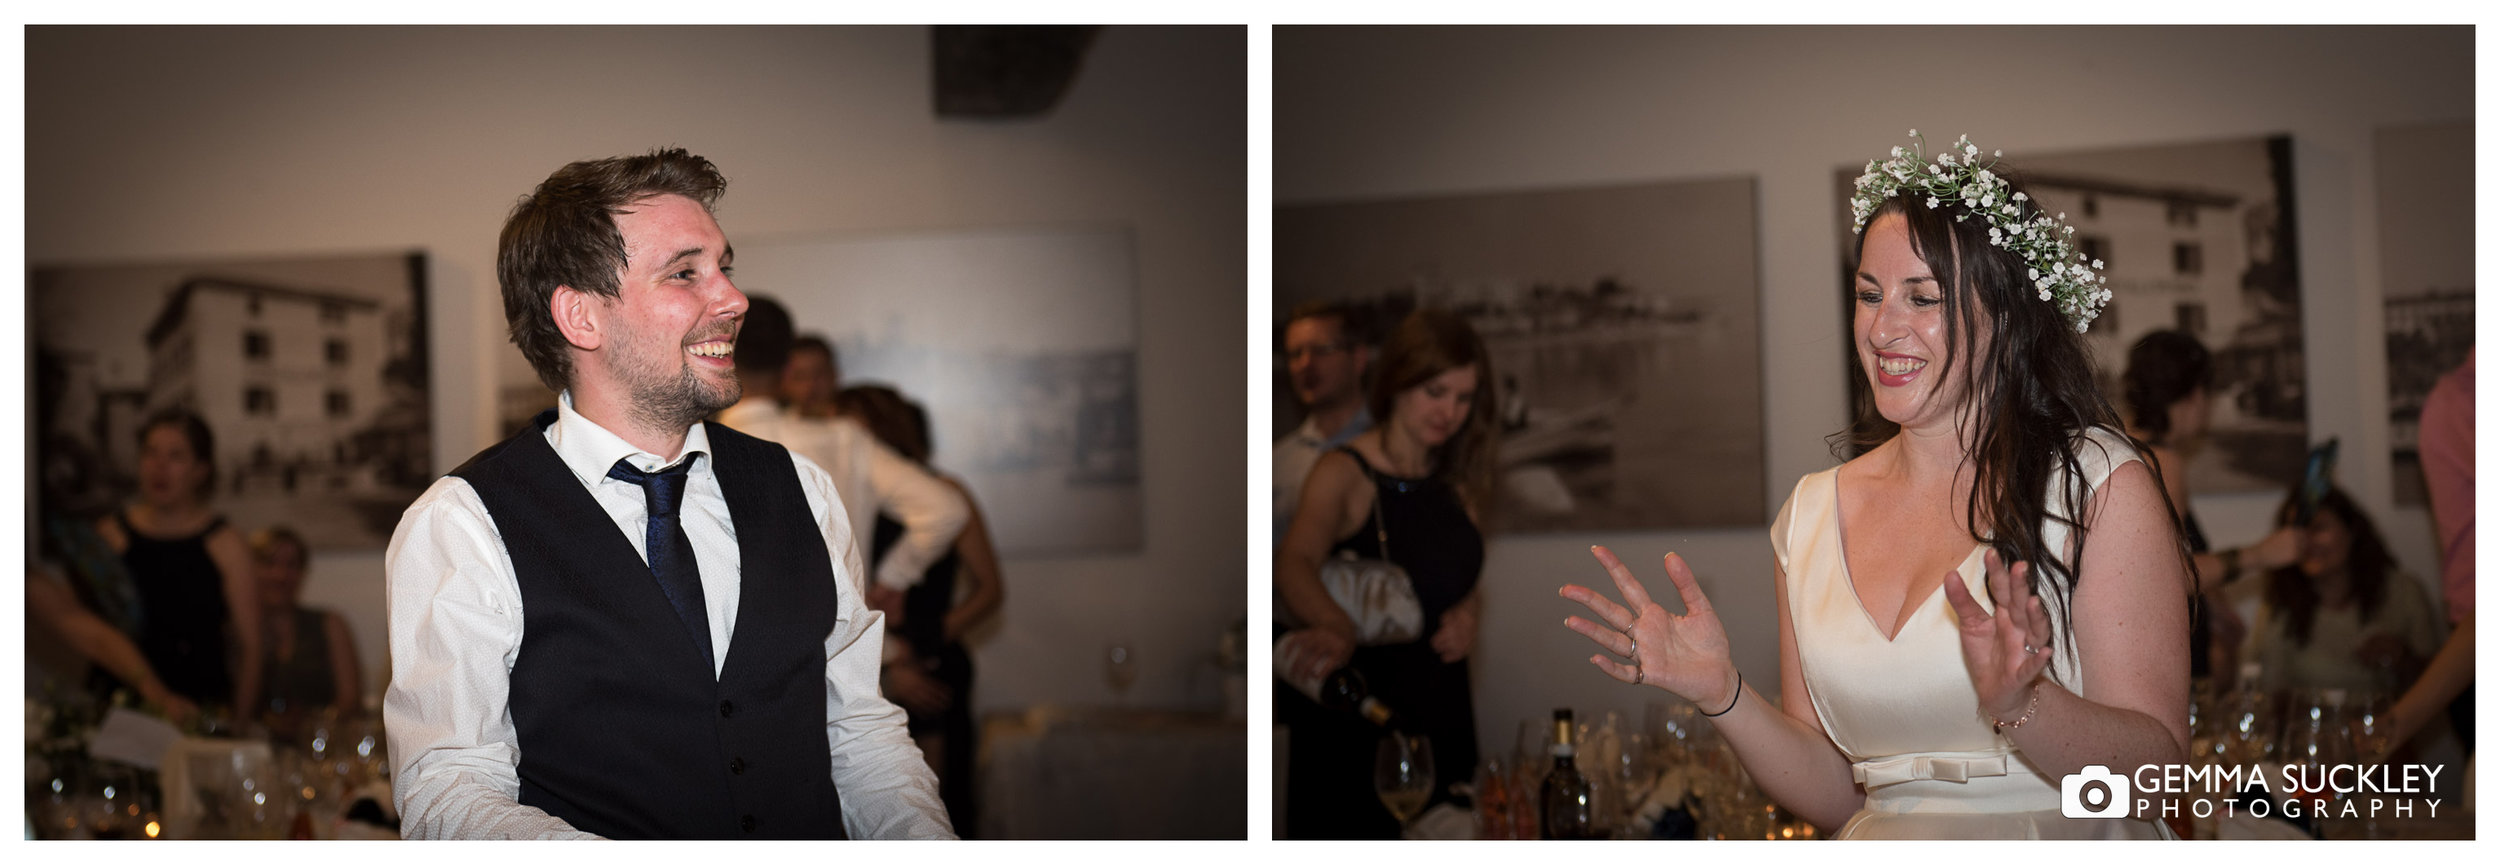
left=1514, top=718, right=1552, bottom=780
left=2279, top=688, right=2351, bottom=834
left=1373, top=731, right=1436, bottom=837
left=1610, top=731, right=1659, bottom=836
left=2343, top=691, right=2394, bottom=839
left=2219, top=686, right=2278, bottom=767
left=1644, top=699, right=1696, bottom=766
left=1104, top=642, right=1139, bottom=703
left=1472, top=756, right=1513, bottom=840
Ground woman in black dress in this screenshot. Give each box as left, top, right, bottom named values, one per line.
left=1276, top=308, right=1496, bottom=838
left=2122, top=330, right=2299, bottom=691
left=91, top=410, right=261, bottom=717
left=838, top=384, right=1004, bottom=838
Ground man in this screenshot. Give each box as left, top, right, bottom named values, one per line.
left=781, top=335, right=840, bottom=418
left=1273, top=301, right=1372, bottom=547
left=715, top=295, right=967, bottom=606
left=383, top=149, right=951, bottom=839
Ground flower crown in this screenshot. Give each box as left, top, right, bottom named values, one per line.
left=1850, top=131, right=2111, bottom=334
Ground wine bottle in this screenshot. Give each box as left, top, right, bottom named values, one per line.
left=1273, top=633, right=1395, bottom=725
left=1540, top=708, right=1595, bottom=839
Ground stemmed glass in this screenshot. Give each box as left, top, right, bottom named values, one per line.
left=2219, top=686, right=2278, bottom=767
left=2341, top=692, right=2394, bottom=839
left=1373, top=731, right=1435, bottom=838
left=1104, top=642, right=1139, bottom=703
left=2279, top=688, right=2352, bottom=834
left=1507, top=719, right=1547, bottom=839
left=1609, top=731, right=1658, bottom=837
left=1645, top=699, right=1698, bottom=766
left=1472, top=756, right=1514, bottom=839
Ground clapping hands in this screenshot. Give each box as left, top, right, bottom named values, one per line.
left=1939, top=548, right=2055, bottom=724
left=1558, top=547, right=1739, bottom=711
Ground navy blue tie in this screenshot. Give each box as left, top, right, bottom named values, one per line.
left=607, top=456, right=715, bottom=669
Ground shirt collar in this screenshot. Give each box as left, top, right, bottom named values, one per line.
left=551, top=390, right=712, bottom=486
left=1303, top=404, right=1371, bottom=448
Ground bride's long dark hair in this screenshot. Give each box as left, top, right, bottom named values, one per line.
left=1835, top=183, right=2190, bottom=663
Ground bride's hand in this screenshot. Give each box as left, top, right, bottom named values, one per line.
left=1559, top=547, right=1737, bottom=708
left=1941, top=548, right=2056, bottom=723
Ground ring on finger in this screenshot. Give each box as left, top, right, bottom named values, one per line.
left=2023, top=643, right=2039, bottom=655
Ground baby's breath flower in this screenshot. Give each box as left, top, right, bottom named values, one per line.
left=1851, top=131, right=2107, bottom=331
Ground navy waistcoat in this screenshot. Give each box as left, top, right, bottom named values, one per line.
left=450, top=410, right=846, bottom=839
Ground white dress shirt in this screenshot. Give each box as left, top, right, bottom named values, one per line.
left=383, top=391, right=952, bottom=840
left=715, top=397, right=968, bottom=593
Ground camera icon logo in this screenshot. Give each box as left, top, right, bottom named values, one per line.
left=2061, top=765, right=2132, bottom=819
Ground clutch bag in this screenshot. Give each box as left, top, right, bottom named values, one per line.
left=1317, top=553, right=1423, bottom=644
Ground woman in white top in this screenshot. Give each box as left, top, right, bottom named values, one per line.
left=1561, top=133, right=2193, bottom=838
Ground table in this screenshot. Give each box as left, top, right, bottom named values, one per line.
left=977, top=705, right=1247, bottom=839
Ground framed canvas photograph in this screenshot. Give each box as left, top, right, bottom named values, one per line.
left=1276, top=176, right=1767, bottom=532
left=32, top=250, right=432, bottom=550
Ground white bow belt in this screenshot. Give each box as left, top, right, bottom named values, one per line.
left=1851, top=752, right=2011, bottom=790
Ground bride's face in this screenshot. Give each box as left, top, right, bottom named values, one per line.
left=1854, top=213, right=1987, bottom=431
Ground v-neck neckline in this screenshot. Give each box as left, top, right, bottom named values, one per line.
left=1830, top=471, right=1988, bottom=643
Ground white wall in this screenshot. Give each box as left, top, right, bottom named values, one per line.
left=1275, top=25, right=2472, bottom=761
left=28, top=25, right=1249, bottom=716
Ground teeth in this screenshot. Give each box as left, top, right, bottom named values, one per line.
left=688, top=343, right=731, bottom=358
left=1879, top=357, right=1925, bottom=376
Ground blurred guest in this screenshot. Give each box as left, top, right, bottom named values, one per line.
left=1276, top=308, right=1493, bottom=838
left=88, top=410, right=261, bottom=716
left=26, top=557, right=199, bottom=723
left=837, top=383, right=1004, bottom=838
left=716, top=294, right=967, bottom=602
left=781, top=335, right=841, bottom=419
left=2386, top=348, right=2473, bottom=753
left=1274, top=300, right=1373, bottom=547
left=2122, top=330, right=2300, bottom=691
left=2249, top=487, right=2445, bottom=697
left=250, top=526, right=363, bottom=740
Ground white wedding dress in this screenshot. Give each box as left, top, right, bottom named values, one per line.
left=1769, top=427, right=2172, bottom=839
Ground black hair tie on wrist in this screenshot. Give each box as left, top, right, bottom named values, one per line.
left=1701, top=670, right=1743, bottom=717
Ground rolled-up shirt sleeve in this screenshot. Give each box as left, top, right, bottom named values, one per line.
left=383, top=477, right=600, bottom=840
left=794, top=452, right=955, bottom=839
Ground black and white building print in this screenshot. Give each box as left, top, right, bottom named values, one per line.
left=33, top=251, right=431, bottom=550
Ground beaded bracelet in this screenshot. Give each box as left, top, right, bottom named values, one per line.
left=1992, top=684, right=2041, bottom=730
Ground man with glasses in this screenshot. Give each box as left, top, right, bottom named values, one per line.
left=1273, top=301, right=1373, bottom=547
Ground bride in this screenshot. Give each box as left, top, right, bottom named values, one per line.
left=1562, top=133, right=2192, bottom=839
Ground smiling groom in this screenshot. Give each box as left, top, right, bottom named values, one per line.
left=382, top=148, right=952, bottom=840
